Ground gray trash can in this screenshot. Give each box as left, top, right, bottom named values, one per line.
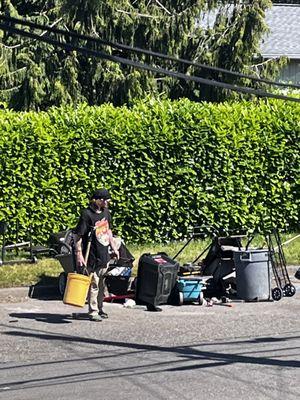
left=233, top=249, right=271, bottom=301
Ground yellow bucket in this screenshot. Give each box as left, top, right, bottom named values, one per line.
left=63, top=273, right=91, bottom=307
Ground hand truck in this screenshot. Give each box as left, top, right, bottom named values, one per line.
left=265, top=230, right=296, bottom=301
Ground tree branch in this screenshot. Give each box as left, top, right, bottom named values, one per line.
left=116, top=9, right=159, bottom=19
left=154, top=0, right=172, bottom=15
left=250, top=58, right=280, bottom=69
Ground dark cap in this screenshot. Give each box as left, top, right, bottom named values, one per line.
left=91, top=188, right=111, bottom=200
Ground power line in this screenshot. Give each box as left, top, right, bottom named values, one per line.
left=0, top=21, right=300, bottom=103
left=1, top=14, right=299, bottom=90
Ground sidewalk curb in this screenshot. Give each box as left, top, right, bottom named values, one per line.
left=0, top=285, right=60, bottom=303
left=0, top=287, right=29, bottom=303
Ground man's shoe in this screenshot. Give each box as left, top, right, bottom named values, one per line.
left=99, top=311, right=108, bottom=319
left=89, top=314, right=102, bottom=322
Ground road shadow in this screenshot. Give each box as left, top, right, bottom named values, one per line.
left=0, top=327, right=299, bottom=393
left=2, top=329, right=300, bottom=369
left=9, top=313, right=72, bottom=324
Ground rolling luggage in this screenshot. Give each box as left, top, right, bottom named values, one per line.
left=136, top=252, right=179, bottom=311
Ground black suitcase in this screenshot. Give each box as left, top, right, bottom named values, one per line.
left=136, top=252, right=179, bottom=310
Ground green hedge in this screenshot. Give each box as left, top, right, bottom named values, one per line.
left=0, top=98, right=299, bottom=244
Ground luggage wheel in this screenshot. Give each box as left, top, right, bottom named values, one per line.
left=178, top=292, right=184, bottom=306
left=58, top=272, right=67, bottom=297
left=198, top=291, right=204, bottom=305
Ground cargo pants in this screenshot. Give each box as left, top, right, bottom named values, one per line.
left=87, top=237, right=122, bottom=316
left=88, top=265, right=109, bottom=317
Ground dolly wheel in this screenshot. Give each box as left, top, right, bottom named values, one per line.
left=58, top=272, right=67, bottom=297
left=178, top=292, right=184, bottom=306
left=283, top=284, right=296, bottom=297
left=272, top=287, right=283, bottom=301
left=198, top=292, right=204, bottom=305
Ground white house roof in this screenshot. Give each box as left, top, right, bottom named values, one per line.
left=198, top=4, right=300, bottom=59
left=261, top=5, right=300, bottom=58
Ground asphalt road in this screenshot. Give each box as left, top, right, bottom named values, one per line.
left=0, top=285, right=299, bottom=400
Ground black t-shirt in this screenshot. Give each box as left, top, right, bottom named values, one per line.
left=74, top=204, right=112, bottom=269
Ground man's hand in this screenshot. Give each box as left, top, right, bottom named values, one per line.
left=74, top=237, right=85, bottom=271
left=112, top=249, right=120, bottom=260
left=109, top=236, right=120, bottom=260
left=76, top=252, right=86, bottom=269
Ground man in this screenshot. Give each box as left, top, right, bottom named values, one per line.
left=73, top=188, right=119, bottom=321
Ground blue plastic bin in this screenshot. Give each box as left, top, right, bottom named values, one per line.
left=177, top=278, right=204, bottom=304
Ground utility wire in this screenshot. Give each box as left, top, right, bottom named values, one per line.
left=0, top=21, right=300, bottom=103
left=1, top=14, right=300, bottom=90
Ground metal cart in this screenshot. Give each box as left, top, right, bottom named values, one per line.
left=265, top=230, right=296, bottom=301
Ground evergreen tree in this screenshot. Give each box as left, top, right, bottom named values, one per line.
left=0, top=0, right=285, bottom=110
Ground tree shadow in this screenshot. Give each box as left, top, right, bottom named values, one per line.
left=28, top=274, right=61, bottom=300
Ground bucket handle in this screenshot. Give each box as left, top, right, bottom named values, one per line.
left=79, top=230, right=93, bottom=277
